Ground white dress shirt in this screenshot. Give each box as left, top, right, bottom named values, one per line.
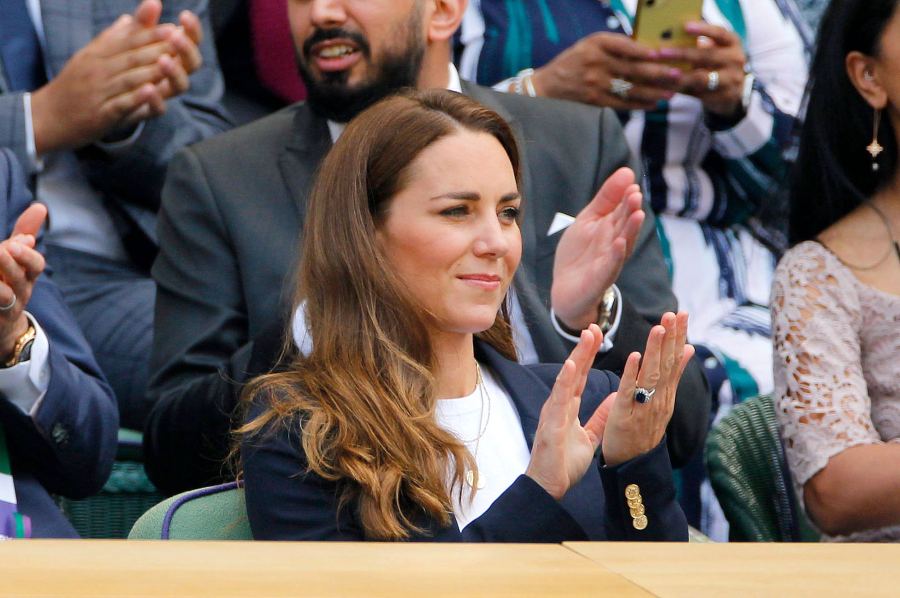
left=434, top=364, right=531, bottom=530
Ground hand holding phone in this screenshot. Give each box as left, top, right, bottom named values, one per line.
left=632, top=0, right=704, bottom=71
left=528, top=31, right=684, bottom=111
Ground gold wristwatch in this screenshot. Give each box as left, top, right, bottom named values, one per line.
left=3, top=324, right=36, bottom=368
left=596, top=287, right=618, bottom=333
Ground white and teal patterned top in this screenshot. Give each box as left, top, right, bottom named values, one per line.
left=457, top=0, right=809, bottom=230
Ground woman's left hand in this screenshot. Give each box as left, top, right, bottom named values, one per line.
left=601, top=312, right=693, bottom=467
left=658, top=21, right=747, bottom=118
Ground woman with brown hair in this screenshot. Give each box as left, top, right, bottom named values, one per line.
left=240, top=89, right=691, bottom=542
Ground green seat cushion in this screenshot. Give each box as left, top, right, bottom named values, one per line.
left=129, top=482, right=251, bottom=540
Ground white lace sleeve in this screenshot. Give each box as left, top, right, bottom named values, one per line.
left=771, top=242, right=882, bottom=487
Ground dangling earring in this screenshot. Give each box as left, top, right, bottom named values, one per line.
left=867, top=108, right=884, bottom=172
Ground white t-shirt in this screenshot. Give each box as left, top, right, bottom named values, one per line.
left=434, top=365, right=532, bottom=530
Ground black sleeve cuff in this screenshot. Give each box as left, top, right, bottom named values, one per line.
left=456, top=475, right=588, bottom=542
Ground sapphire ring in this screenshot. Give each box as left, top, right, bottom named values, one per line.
left=634, top=386, right=656, bottom=404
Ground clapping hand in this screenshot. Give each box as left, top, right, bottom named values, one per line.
left=0, top=204, right=47, bottom=360
left=601, top=312, right=693, bottom=467
left=32, top=0, right=205, bottom=153
left=525, top=324, right=607, bottom=500
left=551, top=167, right=645, bottom=331
left=129, top=0, right=205, bottom=123
left=524, top=314, right=692, bottom=500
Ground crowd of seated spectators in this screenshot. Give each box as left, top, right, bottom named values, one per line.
left=1, top=0, right=898, bottom=545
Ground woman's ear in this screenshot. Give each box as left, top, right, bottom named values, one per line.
left=427, top=0, right=465, bottom=44
left=846, top=50, right=888, bottom=110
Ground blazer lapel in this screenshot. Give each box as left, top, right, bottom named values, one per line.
left=475, top=341, right=548, bottom=449
left=278, top=104, right=333, bottom=223
left=40, top=0, right=93, bottom=79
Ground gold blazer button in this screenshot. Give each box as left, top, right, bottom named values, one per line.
left=625, top=484, right=641, bottom=500
left=633, top=515, right=648, bottom=530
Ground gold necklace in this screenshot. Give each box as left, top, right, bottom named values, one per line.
left=832, top=202, right=900, bottom=271
left=464, top=363, right=491, bottom=490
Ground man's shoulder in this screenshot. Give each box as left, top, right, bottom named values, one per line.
left=185, top=103, right=309, bottom=163
left=464, top=82, right=613, bottom=133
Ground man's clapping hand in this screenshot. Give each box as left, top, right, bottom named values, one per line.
left=551, top=167, right=645, bottom=332
left=0, top=204, right=47, bottom=360
left=31, top=0, right=205, bottom=153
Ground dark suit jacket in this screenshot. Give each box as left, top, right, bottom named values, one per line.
left=146, top=82, right=709, bottom=494
left=0, top=149, right=118, bottom=537
left=0, top=0, right=231, bottom=263
left=243, top=341, right=688, bottom=542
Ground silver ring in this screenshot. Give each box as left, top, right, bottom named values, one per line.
left=610, top=78, right=634, bottom=100
left=707, top=70, right=720, bottom=92
left=0, top=294, right=16, bottom=312
left=634, top=386, right=656, bottom=404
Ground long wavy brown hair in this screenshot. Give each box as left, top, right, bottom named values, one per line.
left=240, top=89, right=522, bottom=540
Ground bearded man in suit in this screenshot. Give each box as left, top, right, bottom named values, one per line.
left=146, top=0, right=709, bottom=494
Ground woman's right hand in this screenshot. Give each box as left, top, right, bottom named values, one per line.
left=525, top=324, right=606, bottom=500
left=529, top=32, right=683, bottom=111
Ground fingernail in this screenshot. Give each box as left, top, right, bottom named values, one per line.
left=8, top=243, right=21, bottom=257
left=658, top=48, right=679, bottom=58
left=668, top=68, right=683, bottom=79
left=685, top=21, right=701, bottom=33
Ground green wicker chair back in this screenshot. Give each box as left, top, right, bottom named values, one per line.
left=129, top=482, right=251, bottom=540
left=58, top=429, right=165, bottom=539
left=705, top=395, right=819, bottom=542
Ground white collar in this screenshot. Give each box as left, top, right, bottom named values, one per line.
left=327, top=63, right=462, bottom=142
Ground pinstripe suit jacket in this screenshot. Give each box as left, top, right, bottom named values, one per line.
left=0, top=0, right=231, bottom=251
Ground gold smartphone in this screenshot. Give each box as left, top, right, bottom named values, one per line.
left=633, top=0, right=704, bottom=66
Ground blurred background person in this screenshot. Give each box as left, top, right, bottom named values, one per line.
left=0, top=0, right=230, bottom=429
left=210, top=0, right=306, bottom=125
left=0, top=148, right=117, bottom=538
left=773, top=0, right=900, bottom=542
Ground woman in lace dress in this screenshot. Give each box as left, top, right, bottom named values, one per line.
left=773, top=0, right=900, bottom=541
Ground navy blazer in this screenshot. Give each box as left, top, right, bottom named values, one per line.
left=243, top=342, right=688, bottom=542
left=0, top=149, right=118, bottom=538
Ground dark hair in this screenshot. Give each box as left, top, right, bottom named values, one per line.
left=241, top=89, right=521, bottom=540
left=788, top=0, right=900, bottom=244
